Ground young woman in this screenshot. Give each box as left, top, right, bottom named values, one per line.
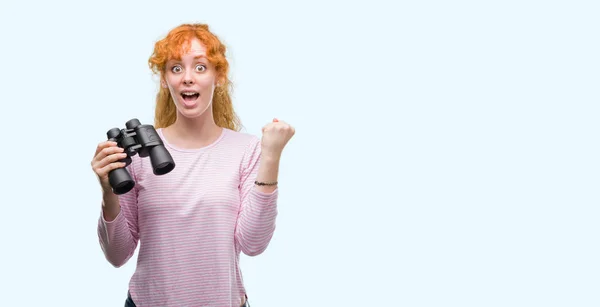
left=91, top=23, right=294, bottom=307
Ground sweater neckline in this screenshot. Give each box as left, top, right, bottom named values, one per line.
left=157, top=127, right=227, bottom=153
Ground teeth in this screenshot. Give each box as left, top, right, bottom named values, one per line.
left=182, top=92, right=198, bottom=96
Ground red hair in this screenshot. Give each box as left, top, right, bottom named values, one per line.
left=148, top=23, right=241, bottom=131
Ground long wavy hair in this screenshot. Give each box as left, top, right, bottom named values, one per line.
left=148, top=23, right=241, bottom=131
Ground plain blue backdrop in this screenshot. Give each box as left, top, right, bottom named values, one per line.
left=0, top=0, right=598, bottom=306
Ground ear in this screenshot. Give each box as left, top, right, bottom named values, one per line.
left=161, top=80, right=168, bottom=88
left=215, top=75, right=225, bottom=87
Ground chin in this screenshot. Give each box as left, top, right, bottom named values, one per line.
left=176, top=102, right=212, bottom=120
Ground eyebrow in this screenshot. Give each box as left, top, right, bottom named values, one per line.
left=167, top=55, right=207, bottom=63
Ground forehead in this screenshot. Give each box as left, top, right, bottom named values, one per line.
left=183, top=38, right=207, bottom=54
left=170, top=38, right=207, bottom=61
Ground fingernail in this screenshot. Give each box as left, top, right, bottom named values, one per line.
left=273, top=118, right=279, bottom=122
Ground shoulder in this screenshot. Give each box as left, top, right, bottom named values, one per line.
left=220, top=129, right=264, bottom=171
left=223, top=128, right=259, bottom=143
left=221, top=128, right=261, bottom=152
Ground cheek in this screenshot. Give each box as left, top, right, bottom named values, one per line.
left=166, top=74, right=179, bottom=84
left=166, top=82, right=176, bottom=93
left=163, top=76, right=174, bottom=89
left=166, top=80, right=179, bottom=98
left=198, top=75, right=216, bottom=87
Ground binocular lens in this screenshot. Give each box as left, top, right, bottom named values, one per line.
left=114, top=181, right=135, bottom=195
left=150, top=145, right=176, bottom=175
left=155, top=162, right=175, bottom=175
left=109, top=167, right=135, bottom=195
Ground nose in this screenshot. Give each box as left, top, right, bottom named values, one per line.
left=183, top=71, right=194, bottom=85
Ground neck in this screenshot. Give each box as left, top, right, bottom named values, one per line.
left=165, top=110, right=223, bottom=149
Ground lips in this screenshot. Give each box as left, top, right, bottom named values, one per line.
left=179, top=91, right=200, bottom=107
left=181, top=91, right=200, bottom=101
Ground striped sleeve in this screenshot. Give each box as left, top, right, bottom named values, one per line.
left=97, top=163, right=140, bottom=267
left=234, top=137, right=279, bottom=256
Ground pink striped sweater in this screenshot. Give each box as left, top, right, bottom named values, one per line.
left=97, top=127, right=278, bottom=307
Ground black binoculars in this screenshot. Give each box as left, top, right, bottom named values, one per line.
left=106, top=118, right=175, bottom=195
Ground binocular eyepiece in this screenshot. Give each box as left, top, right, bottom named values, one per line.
left=106, top=118, right=175, bottom=195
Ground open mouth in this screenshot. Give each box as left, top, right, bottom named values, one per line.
left=181, top=91, right=200, bottom=102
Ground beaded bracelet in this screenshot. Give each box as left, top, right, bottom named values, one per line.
left=254, top=181, right=278, bottom=186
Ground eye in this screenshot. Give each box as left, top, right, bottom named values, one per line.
left=195, top=64, right=206, bottom=72
left=171, top=65, right=182, bottom=73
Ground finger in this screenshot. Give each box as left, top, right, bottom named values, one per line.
left=95, top=141, right=118, bottom=154
left=93, top=146, right=124, bottom=164
left=92, top=154, right=126, bottom=176
left=273, top=122, right=292, bottom=131
left=262, top=123, right=273, bottom=133
left=97, top=161, right=128, bottom=178
left=94, top=141, right=119, bottom=158
left=96, top=152, right=128, bottom=170
left=273, top=120, right=289, bottom=127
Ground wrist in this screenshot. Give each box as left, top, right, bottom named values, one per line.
left=260, top=149, right=281, bottom=162
left=101, top=185, right=115, bottom=197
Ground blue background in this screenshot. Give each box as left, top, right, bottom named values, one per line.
left=0, top=0, right=597, bottom=306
